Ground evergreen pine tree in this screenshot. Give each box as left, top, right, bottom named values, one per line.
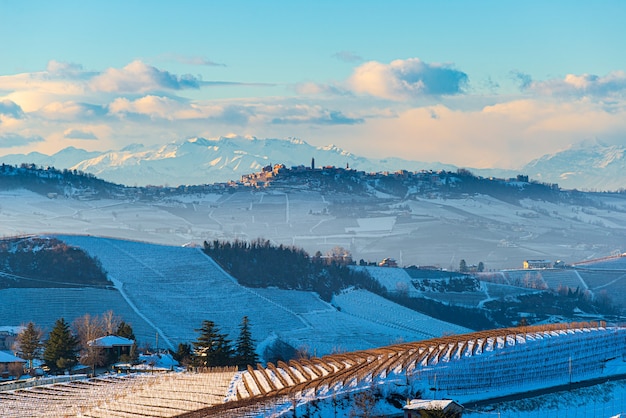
left=213, top=334, right=234, bottom=367
left=192, top=320, right=232, bottom=367
left=173, top=342, right=193, bottom=366
left=16, top=322, right=43, bottom=370
left=43, top=318, right=79, bottom=374
left=116, top=321, right=135, bottom=340
left=234, top=316, right=258, bottom=369
left=115, top=320, right=138, bottom=363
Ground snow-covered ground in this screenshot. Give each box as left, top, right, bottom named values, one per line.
left=464, top=380, right=626, bottom=418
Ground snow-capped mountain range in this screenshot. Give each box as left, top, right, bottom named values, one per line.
left=1, top=135, right=624, bottom=190
left=523, top=140, right=626, bottom=191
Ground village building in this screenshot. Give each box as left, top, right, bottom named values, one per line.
left=88, top=335, right=134, bottom=360
left=379, top=257, right=398, bottom=267
left=523, top=259, right=552, bottom=269
left=0, top=326, right=24, bottom=351
left=0, top=351, right=26, bottom=379
left=403, top=399, right=464, bottom=418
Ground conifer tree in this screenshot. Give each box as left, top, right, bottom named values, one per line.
left=43, top=318, right=79, bottom=374
left=16, top=322, right=43, bottom=369
left=173, top=342, right=193, bottom=366
left=192, top=320, right=232, bottom=367
left=213, top=334, right=234, bottom=367
left=234, top=316, right=258, bottom=369
left=116, top=321, right=135, bottom=340
left=459, top=259, right=468, bottom=273
left=115, top=321, right=138, bottom=362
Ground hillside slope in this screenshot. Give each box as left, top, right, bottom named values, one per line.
left=50, top=235, right=469, bottom=354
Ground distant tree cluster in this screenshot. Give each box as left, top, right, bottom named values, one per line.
left=459, top=259, right=485, bottom=273
left=0, top=236, right=110, bottom=288
left=175, top=316, right=258, bottom=370
left=203, top=239, right=385, bottom=301
left=0, top=163, right=118, bottom=196
left=412, top=276, right=481, bottom=293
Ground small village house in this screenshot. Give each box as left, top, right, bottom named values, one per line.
left=88, top=335, right=134, bottom=361
left=523, top=259, right=552, bottom=269
left=0, top=351, right=26, bottom=379
left=404, top=399, right=464, bottom=418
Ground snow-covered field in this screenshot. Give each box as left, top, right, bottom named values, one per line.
left=224, top=323, right=626, bottom=418
left=464, top=380, right=626, bottom=418
left=332, top=288, right=470, bottom=338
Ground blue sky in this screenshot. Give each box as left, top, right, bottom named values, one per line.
left=1, top=0, right=625, bottom=169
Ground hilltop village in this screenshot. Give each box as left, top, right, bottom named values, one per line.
left=240, top=158, right=535, bottom=194
left=2, top=160, right=572, bottom=206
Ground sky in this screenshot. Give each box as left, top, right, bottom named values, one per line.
left=0, top=0, right=625, bottom=170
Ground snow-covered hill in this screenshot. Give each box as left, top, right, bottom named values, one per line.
left=28, top=235, right=467, bottom=356
left=3, top=135, right=625, bottom=190
left=2, top=185, right=626, bottom=274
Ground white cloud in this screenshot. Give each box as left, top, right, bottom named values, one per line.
left=38, top=101, right=104, bottom=121
left=348, top=58, right=468, bottom=100
left=158, top=53, right=226, bottom=67
left=0, top=133, right=44, bottom=148
left=106, top=95, right=364, bottom=127
left=0, top=100, right=24, bottom=120
left=108, top=95, right=222, bottom=120
left=64, top=128, right=98, bottom=140
left=90, top=60, right=201, bottom=93
left=528, top=71, right=626, bottom=98
left=269, top=104, right=363, bottom=125
left=332, top=51, right=363, bottom=63
left=46, top=60, right=86, bottom=77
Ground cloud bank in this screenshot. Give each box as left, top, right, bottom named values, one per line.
left=348, top=58, right=469, bottom=100
left=0, top=100, right=24, bottom=120
left=528, top=71, right=626, bottom=98
left=0, top=133, right=44, bottom=148
left=0, top=58, right=625, bottom=172
left=64, top=128, right=98, bottom=140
